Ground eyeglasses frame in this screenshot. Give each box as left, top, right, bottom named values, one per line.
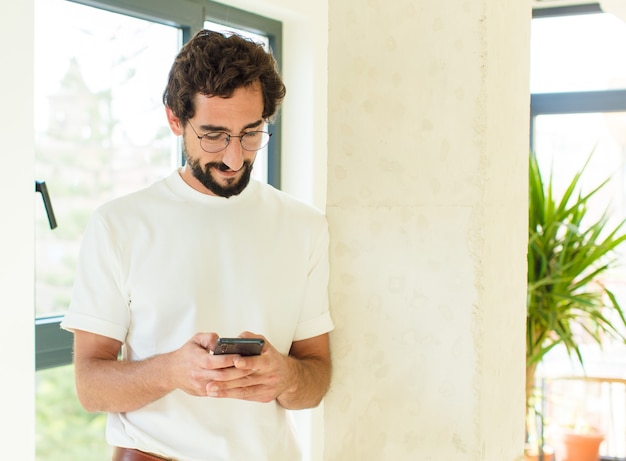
left=187, top=122, right=272, bottom=154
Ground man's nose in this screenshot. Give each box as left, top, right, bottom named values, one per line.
left=221, top=139, right=245, bottom=171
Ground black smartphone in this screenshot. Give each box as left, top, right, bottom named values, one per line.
left=214, top=337, right=265, bottom=356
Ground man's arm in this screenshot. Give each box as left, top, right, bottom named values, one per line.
left=276, top=333, right=332, bottom=410
left=73, top=329, right=245, bottom=413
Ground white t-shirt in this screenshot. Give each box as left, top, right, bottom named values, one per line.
left=61, top=170, right=334, bottom=461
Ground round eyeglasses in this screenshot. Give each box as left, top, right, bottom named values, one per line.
left=188, top=122, right=272, bottom=154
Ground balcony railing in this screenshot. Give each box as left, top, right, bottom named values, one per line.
left=537, top=376, right=626, bottom=460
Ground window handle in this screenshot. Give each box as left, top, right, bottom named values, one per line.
left=35, top=180, right=57, bottom=229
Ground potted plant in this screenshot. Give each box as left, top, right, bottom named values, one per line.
left=526, top=152, right=626, bottom=459
left=552, top=421, right=605, bottom=461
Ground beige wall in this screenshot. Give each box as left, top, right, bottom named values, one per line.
left=324, top=0, right=530, bottom=460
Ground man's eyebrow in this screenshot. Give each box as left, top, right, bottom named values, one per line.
left=198, top=119, right=264, bottom=133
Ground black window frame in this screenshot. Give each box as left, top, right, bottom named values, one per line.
left=35, top=0, right=283, bottom=370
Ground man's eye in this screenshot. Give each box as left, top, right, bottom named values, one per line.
left=204, top=132, right=226, bottom=141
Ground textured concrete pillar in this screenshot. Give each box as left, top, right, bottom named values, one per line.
left=325, top=1, right=530, bottom=460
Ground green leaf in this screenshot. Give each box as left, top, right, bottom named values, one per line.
left=527, top=152, right=626, bottom=401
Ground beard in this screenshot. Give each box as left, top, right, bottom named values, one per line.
left=187, top=155, right=253, bottom=198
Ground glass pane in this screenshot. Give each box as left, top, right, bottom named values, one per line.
left=530, top=13, right=626, bottom=93
left=204, top=20, right=270, bottom=184
left=36, top=365, right=111, bottom=460
left=34, top=0, right=181, bottom=318
left=534, top=112, right=626, bottom=223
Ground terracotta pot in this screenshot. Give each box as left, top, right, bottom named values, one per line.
left=525, top=450, right=554, bottom=461
left=553, top=431, right=604, bottom=461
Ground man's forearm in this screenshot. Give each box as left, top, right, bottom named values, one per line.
left=75, top=352, right=176, bottom=413
left=277, top=355, right=331, bottom=410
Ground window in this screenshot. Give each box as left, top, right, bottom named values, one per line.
left=34, top=0, right=182, bottom=367
left=34, top=3, right=183, bottom=458
left=530, top=5, right=626, bottom=459
left=34, top=1, right=284, bottom=458
left=34, top=0, right=284, bottom=371
left=530, top=6, right=626, bottom=93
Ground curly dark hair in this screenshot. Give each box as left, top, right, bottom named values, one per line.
left=162, top=30, right=286, bottom=125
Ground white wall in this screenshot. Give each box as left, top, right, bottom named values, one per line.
left=0, top=1, right=35, bottom=458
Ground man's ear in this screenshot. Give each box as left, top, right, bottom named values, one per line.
left=165, top=106, right=184, bottom=136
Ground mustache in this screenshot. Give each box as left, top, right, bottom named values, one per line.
left=206, top=160, right=254, bottom=173
left=206, top=162, right=237, bottom=172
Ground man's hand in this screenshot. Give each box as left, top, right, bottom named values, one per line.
left=169, top=332, right=258, bottom=397
left=205, top=332, right=290, bottom=402
left=205, top=332, right=331, bottom=409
